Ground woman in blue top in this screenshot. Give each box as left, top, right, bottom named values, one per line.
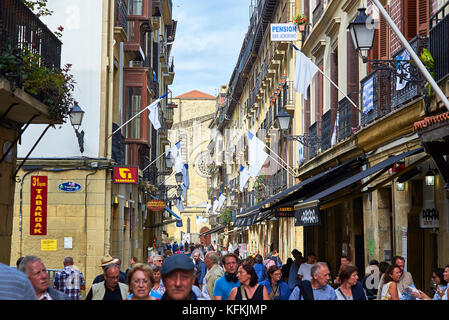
left=260, top=265, right=291, bottom=300
left=413, top=267, right=448, bottom=300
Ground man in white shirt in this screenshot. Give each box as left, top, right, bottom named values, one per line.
left=298, top=253, right=316, bottom=281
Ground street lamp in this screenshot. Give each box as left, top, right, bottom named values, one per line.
left=348, top=8, right=418, bottom=82
left=69, top=103, right=85, bottom=154
left=165, top=152, right=174, bottom=168
left=425, top=167, right=437, bottom=186
left=348, top=8, right=377, bottom=63
left=275, top=108, right=320, bottom=148
left=175, top=172, right=183, bottom=185
left=176, top=185, right=183, bottom=197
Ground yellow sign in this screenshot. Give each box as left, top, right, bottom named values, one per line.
left=41, top=239, right=57, bottom=251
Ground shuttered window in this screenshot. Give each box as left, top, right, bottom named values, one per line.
left=404, top=0, right=430, bottom=39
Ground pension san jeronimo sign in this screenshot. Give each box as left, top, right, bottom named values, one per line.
left=295, top=205, right=321, bottom=227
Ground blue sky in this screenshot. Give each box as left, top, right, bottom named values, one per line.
left=170, top=1, right=252, bottom=97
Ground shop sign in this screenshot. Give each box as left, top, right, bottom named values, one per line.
left=113, top=166, right=138, bottom=184
left=275, top=206, right=295, bottom=218
left=30, top=176, right=48, bottom=235
left=295, top=205, right=321, bottom=226
left=270, top=23, right=298, bottom=41
left=419, top=207, right=439, bottom=229
left=58, top=181, right=82, bottom=192
left=176, top=220, right=183, bottom=227
left=147, top=199, right=166, bottom=212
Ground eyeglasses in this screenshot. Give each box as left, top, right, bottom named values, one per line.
left=132, top=279, right=149, bottom=285
left=156, top=259, right=163, bottom=262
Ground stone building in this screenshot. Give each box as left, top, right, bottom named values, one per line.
left=165, top=90, right=217, bottom=246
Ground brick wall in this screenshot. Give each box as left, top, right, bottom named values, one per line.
left=389, top=0, right=402, bottom=55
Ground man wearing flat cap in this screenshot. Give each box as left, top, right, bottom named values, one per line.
left=92, top=254, right=126, bottom=285
left=161, top=254, right=199, bottom=300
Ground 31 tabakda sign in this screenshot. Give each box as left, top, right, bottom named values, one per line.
left=30, top=176, right=48, bottom=235
left=113, top=166, right=138, bottom=184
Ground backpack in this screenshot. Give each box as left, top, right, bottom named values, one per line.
left=295, top=280, right=314, bottom=300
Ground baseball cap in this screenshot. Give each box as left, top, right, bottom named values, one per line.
left=161, top=253, right=195, bottom=276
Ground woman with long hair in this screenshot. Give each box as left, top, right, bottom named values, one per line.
left=380, top=265, right=402, bottom=300
left=228, top=263, right=270, bottom=300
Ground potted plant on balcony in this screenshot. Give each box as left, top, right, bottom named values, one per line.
left=294, top=14, right=307, bottom=32
left=0, top=43, right=75, bottom=123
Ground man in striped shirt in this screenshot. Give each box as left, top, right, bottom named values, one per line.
left=0, top=262, right=37, bottom=300
left=53, top=256, right=86, bottom=300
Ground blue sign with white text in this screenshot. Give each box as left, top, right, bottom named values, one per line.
left=58, top=182, right=82, bottom=192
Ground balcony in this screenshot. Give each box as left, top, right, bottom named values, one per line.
left=281, top=80, right=295, bottom=112
left=159, top=36, right=167, bottom=64
left=114, top=0, right=128, bottom=34
left=392, top=36, right=428, bottom=109
left=320, top=110, right=333, bottom=152
left=430, top=2, right=449, bottom=83
left=312, top=1, right=324, bottom=27
left=0, top=0, right=64, bottom=124
left=337, top=93, right=360, bottom=142
left=308, top=122, right=319, bottom=158
left=360, top=69, right=392, bottom=127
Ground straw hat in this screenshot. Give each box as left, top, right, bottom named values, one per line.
left=100, top=254, right=119, bottom=267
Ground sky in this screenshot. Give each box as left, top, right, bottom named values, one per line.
left=170, top=0, right=252, bottom=98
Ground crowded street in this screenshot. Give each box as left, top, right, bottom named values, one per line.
left=1, top=0, right=449, bottom=313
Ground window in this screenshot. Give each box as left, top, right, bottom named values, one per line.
left=129, top=0, right=143, bottom=15
left=126, top=87, right=142, bottom=139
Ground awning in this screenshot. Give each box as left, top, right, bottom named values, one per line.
left=200, top=224, right=226, bottom=236
left=292, top=148, right=426, bottom=225
left=234, top=210, right=264, bottom=227
left=236, top=156, right=365, bottom=219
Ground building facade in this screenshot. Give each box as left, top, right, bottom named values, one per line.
left=209, top=0, right=449, bottom=295
left=165, top=90, right=217, bottom=246
left=9, top=0, right=177, bottom=293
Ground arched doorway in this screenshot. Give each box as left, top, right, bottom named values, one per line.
left=200, top=227, right=211, bottom=247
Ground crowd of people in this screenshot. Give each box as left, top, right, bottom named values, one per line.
left=0, top=242, right=448, bottom=301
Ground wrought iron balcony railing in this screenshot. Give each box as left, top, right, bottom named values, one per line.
left=430, top=2, right=449, bottom=83
left=0, top=0, right=62, bottom=70
left=308, top=122, right=319, bottom=158
left=360, top=69, right=392, bottom=127
left=392, top=36, right=428, bottom=109
left=114, top=0, right=128, bottom=34
left=320, top=109, right=333, bottom=152
left=312, top=1, right=324, bottom=27
left=337, top=92, right=360, bottom=142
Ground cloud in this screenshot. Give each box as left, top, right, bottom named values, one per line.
left=170, top=0, right=250, bottom=97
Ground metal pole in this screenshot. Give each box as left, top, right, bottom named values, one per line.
left=292, top=44, right=361, bottom=113
left=372, top=0, right=449, bottom=111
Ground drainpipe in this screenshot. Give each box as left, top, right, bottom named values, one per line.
left=104, top=0, right=115, bottom=256
left=84, top=170, right=97, bottom=280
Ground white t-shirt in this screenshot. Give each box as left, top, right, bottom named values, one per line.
left=297, top=263, right=314, bottom=281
